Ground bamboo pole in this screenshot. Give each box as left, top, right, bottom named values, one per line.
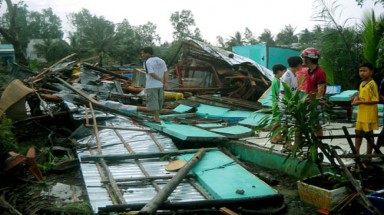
left=55, top=77, right=99, bottom=103
left=88, top=103, right=126, bottom=205
left=140, top=148, right=206, bottom=214
left=113, top=125, right=162, bottom=192
left=80, top=148, right=217, bottom=161
left=30, top=53, right=77, bottom=81
left=84, top=124, right=155, bottom=132
left=88, top=102, right=102, bottom=154
left=88, top=149, right=119, bottom=205
left=83, top=63, right=130, bottom=80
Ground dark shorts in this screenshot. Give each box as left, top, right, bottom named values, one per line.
left=146, top=88, right=164, bottom=111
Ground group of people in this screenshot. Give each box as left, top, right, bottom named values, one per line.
left=271, top=47, right=382, bottom=156
left=140, top=45, right=383, bottom=156
left=271, top=48, right=326, bottom=150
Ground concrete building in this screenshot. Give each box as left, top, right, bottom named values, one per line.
left=0, top=44, right=15, bottom=66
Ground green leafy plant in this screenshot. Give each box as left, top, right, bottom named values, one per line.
left=260, top=82, right=343, bottom=176
left=0, top=116, right=16, bottom=155
left=37, top=147, right=72, bottom=172
left=45, top=202, right=92, bottom=214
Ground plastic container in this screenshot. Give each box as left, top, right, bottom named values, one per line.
left=365, top=190, right=384, bottom=215
left=123, top=74, right=133, bottom=79
left=99, top=100, right=137, bottom=113
left=164, top=92, right=184, bottom=100
left=297, top=173, right=351, bottom=210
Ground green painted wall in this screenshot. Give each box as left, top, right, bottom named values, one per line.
left=0, top=44, right=15, bottom=65
left=268, top=46, right=300, bottom=69
left=232, top=44, right=300, bottom=70
left=233, top=44, right=267, bottom=68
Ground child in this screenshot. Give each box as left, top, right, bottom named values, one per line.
left=271, top=64, right=287, bottom=144
left=352, top=63, right=379, bottom=155
left=280, top=56, right=303, bottom=94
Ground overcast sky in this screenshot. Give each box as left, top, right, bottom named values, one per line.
left=13, top=0, right=384, bottom=45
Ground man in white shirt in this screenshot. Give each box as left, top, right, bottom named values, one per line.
left=141, top=47, right=168, bottom=123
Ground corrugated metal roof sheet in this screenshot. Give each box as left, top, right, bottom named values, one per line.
left=189, top=39, right=274, bottom=81
left=76, top=115, right=208, bottom=213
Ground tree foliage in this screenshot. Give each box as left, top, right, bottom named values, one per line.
left=356, top=0, right=384, bottom=6
left=68, top=9, right=115, bottom=65
left=313, top=0, right=363, bottom=88
left=170, top=10, right=202, bottom=40
left=0, top=0, right=64, bottom=66
left=275, top=25, right=298, bottom=46
left=28, top=8, right=63, bottom=39
left=361, top=10, right=384, bottom=70
left=0, top=0, right=29, bottom=65
left=244, top=27, right=258, bottom=45
left=258, top=29, right=276, bottom=46
left=215, top=28, right=258, bottom=50
left=33, top=39, right=71, bottom=63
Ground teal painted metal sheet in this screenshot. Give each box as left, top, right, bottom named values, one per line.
left=196, top=104, right=253, bottom=124
left=210, top=125, right=253, bottom=139
left=173, top=104, right=194, bottom=113
left=195, top=123, right=224, bottom=129
left=196, top=104, right=230, bottom=117
left=159, top=113, right=196, bottom=120
left=222, top=141, right=334, bottom=178
left=238, top=113, right=270, bottom=127
left=329, top=90, right=358, bottom=102
left=177, top=150, right=277, bottom=199
left=221, top=110, right=252, bottom=118
left=161, top=123, right=226, bottom=141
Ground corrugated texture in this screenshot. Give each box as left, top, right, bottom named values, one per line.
left=76, top=115, right=207, bottom=213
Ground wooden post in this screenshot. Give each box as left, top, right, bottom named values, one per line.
left=139, top=148, right=206, bottom=214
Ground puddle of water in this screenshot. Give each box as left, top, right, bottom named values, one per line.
left=41, top=182, right=83, bottom=203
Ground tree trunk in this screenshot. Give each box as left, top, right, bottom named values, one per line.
left=0, top=0, right=29, bottom=66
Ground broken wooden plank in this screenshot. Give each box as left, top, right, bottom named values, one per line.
left=29, top=53, right=77, bottom=81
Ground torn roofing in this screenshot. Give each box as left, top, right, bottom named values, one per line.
left=186, top=39, right=274, bottom=82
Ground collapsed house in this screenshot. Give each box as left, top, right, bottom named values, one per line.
left=164, top=39, right=273, bottom=101
left=0, top=44, right=284, bottom=214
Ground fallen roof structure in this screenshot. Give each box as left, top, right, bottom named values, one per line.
left=166, top=39, right=273, bottom=101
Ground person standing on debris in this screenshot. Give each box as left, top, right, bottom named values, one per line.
left=352, top=63, right=379, bottom=155
left=271, top=64, right=287, bottom=144
left=280, top=56, right=303, bottom=94
left=301, top=47, right=327, bottom=137
left=141, top=47, right=168, bottom=123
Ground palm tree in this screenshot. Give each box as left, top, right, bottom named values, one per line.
left=225, top=31, right=245, bottom=50
left=361, top=10, right=384, bottom=67
left=258, top=29, right=275, bottom=46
